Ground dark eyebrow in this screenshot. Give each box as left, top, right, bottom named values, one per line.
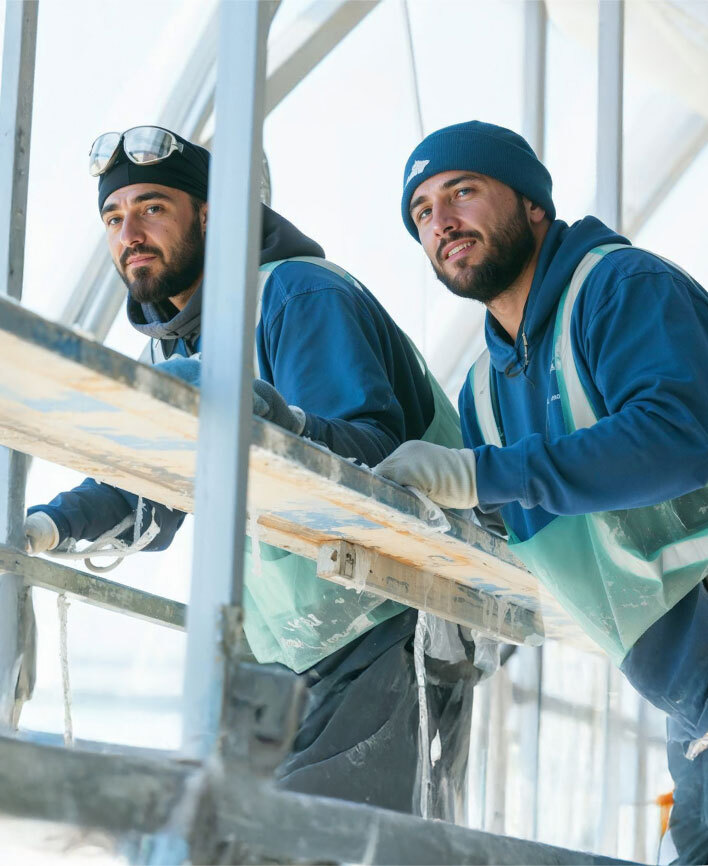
left=409, top=173, right=485, bottom=216
left=100, top=190, right=173, bottom=217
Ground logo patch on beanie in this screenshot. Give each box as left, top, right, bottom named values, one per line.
left=405, top=159, right=430, bottom=187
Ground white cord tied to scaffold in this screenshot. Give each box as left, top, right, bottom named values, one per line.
left=414, top=610, right=431, bottom=819
left=45, top=496, right=161, bottom=574
left=57, top=593, right=74, bottom=747
left=405, top=487, right=450, bottom=819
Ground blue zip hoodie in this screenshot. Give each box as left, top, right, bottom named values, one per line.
left=459, top=216, right=708, bottom=543
left=29, top=205, right=434, bottom=549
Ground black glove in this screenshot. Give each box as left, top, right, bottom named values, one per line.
left=252, top=379, right=306, bottom=435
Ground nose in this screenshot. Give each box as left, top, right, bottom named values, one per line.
left=431, top=201, right=460, bottom=238
left=119, top=211, right=145, bottom=248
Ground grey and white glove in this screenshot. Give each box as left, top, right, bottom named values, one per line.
left=24, top=512, right=60, bottom=554
left=252, top=379, right=306, bottom=435
left=373, top=441, right=478, bottom=509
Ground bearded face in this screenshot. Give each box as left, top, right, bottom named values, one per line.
left=102, top=184, right=206, bottom=308
left=431, top=192, right=535, bottom=304
left=118, top=205, right=205, bottom=305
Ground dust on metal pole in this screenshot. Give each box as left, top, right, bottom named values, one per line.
left=0, top=0, right=38, bottom=730
left=596, top=0, right=624, bottom=232
left=181, top=0, right=272, bottom=760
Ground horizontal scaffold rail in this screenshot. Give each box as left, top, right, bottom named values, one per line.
left=0, top=545, right=186, bottom=629
left=0, top=736, right=633, bottom=866
left=0, top=296, right=595, bottom=649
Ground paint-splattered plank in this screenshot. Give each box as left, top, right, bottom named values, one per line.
left=0, top=297, right=596, bottom=650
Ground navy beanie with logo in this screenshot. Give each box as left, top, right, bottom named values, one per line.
left=98, top=130, right=210, bottom=212
left=401, top=120, right=555, bottom=241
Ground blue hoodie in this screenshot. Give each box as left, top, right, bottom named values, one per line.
left=30, top=205, right=434, bottom=549
left=459, top=216, right=708, bottom=543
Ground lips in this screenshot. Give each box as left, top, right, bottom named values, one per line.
left=443, top=239, right=476, bottom=263
left=127, top=255, right=156, bottom=267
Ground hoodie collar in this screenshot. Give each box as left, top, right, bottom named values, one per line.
left=485, top=216, right=630, bottom=375
left=126, top=203, right=325, bottom=342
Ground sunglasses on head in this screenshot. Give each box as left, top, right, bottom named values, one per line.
left=89, top=126, right=184, bottom=177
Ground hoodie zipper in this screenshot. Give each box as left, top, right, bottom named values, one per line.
left=503, top=327, right=531, bottom=380
left=521, top=329, right=529, bottom=372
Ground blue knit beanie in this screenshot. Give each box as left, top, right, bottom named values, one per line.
left=401, top=120, right=555, bottom=240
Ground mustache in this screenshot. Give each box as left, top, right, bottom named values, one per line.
left=436, top=230, right=483, bottom=265
left=120, top=244, right=163, bottom=269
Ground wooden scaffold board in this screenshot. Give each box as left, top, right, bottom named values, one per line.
left=0, top=296, right=596, bottom=649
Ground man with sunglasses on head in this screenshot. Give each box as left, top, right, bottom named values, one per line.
left=23, top=126, right=480, bottom=818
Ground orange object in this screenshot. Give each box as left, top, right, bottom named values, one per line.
left=656, top=790, right=674, bottom=837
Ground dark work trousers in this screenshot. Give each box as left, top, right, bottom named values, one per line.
left=621, top=582, right=708, bottom=865
left=276, top=608, right=479, bottom=821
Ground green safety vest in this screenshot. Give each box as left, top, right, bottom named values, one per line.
left=471, top=244, right=708, bottom=664
left=243, top=257, right=464, bottom=672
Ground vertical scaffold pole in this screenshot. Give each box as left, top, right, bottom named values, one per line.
left=181, top=0, right=271, bottom=761
left=522, top=0, right=547, bottom=160
left=596, top=0, right=624, bottom=232
left=0, top=0, right=38, bottom=729
left=520, top=5, right=546, bottom=837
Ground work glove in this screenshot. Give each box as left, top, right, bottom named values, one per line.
left=23, top=512, right=60, bottom=554
left=373, top=441, right=478, bottom=509
left=253, top=379, right=306, bottom=435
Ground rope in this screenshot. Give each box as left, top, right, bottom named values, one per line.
left=57, top=593, right=74, bottom=747
left=46, top=496, right=160, bottom=573
left=414, top=610, right=431, bottom=819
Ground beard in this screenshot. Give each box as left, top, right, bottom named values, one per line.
left=118, top=212, right=205, bottom=305
left=433, top=195, right=535, bottom=304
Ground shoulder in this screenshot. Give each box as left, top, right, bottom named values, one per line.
left=583, top=246, right=695, bottom=295
left=575, top=246, right=699, bottom=324
left=264, top=260, right=359, bottom=302
left=261, top=259, right=370, bottom=325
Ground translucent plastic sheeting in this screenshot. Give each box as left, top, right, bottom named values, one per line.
left=467, top=641, right=672, bottom=862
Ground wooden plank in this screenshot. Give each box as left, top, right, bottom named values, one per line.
left=317, top=541, right=544, bottom=646
left=0, top=296, right=198, bottom=509
left=0, top=297, right=596, bottom=649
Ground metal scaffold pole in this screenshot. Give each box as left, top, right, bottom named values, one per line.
left=522, top=0, right=547, bottom=160
left=596, top=0, right=624, bottom=232
left=181, top=0, right=272, bottom=761
left=0, top=0, right=38, bottom=729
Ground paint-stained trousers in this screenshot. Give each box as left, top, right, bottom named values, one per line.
left=621, top=582, right=708, bottom=865
left=276, top=608, right=479, bottom=820
left=154, top=357, right=479, bottom=819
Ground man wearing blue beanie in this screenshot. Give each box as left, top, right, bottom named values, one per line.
left=378, top=119, right=708, bottom=863
left=23, top=126, right=479, bottom=821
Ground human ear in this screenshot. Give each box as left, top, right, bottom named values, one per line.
left=525, top=199, right=546, bottom=225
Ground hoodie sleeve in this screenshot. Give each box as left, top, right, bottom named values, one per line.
left=474, top=264, right=708, bottom=515
left=261, top=284, right=407, bottom=466
left=28, top=480, right=185, bottom=552
left=28, top=479, right=135, bottom=542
